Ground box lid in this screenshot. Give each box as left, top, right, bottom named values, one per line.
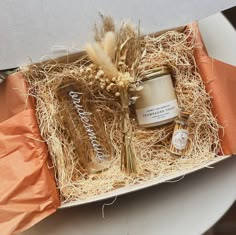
left=0, top=0, right=235, bottom=69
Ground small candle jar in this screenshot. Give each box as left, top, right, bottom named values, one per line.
left=135, top=66, right=179, bottom=127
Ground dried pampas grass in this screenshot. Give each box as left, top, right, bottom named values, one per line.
left=22, top=19, right=221, bottom=203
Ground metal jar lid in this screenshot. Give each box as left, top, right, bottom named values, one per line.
left=142, top=66, right=170, bottom=81
left=179, top=111, right=190, bottom=119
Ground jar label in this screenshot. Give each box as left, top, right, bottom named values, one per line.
left=136, top=99, right=179, bottom=126
left=171, top=129, right=188, bottom=150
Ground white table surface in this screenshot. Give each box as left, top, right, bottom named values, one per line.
left=19, top=12, right=236, bottom=235
left=21, top=157, right=236, bottom=235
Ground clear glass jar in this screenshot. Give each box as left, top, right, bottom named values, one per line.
left=170, top=111, right=190, bottom=155
left=135, top=66, right=179, bottom=127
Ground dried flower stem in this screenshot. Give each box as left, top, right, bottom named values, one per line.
left=120, top=88, right=137, bottom=174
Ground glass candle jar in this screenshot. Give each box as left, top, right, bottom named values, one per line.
left=135, top=66, right=179, bottom=127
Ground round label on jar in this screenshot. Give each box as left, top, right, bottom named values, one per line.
left=171, top=129, right=188, bottom=150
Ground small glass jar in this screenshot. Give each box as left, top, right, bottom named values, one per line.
left=135, top=66, right=179, bottom=127
left=170, top=111, right=190, bottom=156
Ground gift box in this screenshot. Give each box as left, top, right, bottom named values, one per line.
left=1, top=13, right=236, bottom=235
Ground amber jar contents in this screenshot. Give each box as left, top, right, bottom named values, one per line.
left=170, top=111, right=190, bottom=156
left=135, top=66, right=179, bottom=127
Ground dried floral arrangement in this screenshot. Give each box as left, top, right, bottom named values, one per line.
left=22, top=16, right=221, bottom=203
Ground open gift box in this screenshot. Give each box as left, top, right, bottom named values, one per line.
left=1, top=16, right=236, bottom=235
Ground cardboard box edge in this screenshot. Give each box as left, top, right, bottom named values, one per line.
left=60, top=155, right=231, bottom=209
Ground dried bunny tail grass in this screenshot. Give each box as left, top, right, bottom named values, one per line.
left=85, top=42, right=118, bottom=79
left=102, top=31, right=116, bottom=60
left=23, top=23, right=221, bottom=202
left=84, top=43, right=101, bottom=66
